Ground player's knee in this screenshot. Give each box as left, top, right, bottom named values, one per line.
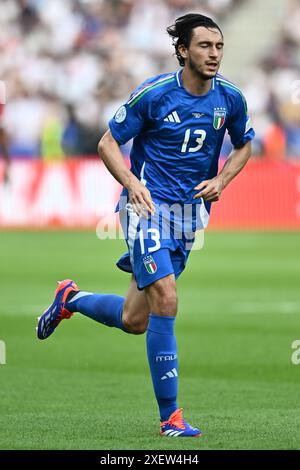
left=156, top=291, right=178, bottom=314
left=132, top=323, right=147, bottom=334
left=122, top=314, right=148, bottom=335
left=123, top=319, right=148, bottom=335
left=148, top=281, right=178, bottom=314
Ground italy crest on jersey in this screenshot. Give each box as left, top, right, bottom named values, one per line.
left=213, top=108, right=226, bottom=130
left=143, top=255, right=157, bottom=274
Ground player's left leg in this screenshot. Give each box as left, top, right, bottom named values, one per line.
left=145, top=273, right=202, bottom=437
left=145, top=273, right=178, bottom=423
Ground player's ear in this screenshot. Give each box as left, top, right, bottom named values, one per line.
left=178, top=44, right=188, bottom=61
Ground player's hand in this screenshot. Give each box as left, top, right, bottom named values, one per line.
left=127, top=177, right=155, bottom=217
left=193, top=176, right=224, bottom=202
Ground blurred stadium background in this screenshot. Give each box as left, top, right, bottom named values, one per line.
left=1, top=0, right=300, bottom=451
left=0, top=0, right=300, bottom=228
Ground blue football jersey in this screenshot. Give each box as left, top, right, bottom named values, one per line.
left=109, top=69, right=255, bottom=221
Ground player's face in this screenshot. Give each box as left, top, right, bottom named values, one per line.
left=179, top=26, right=224, bottom=80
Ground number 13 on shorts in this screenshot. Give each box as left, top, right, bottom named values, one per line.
left=139, top=228, right=161, bottom=255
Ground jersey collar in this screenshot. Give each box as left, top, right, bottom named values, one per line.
left=176, top=69, right=216, bottom=94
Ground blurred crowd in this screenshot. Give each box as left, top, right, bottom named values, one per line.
left=0, top=0, right=299, bottom=159
left=242, top=0, right=300, bottom=159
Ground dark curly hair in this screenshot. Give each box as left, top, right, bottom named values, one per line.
left=166, top=13, right=223, bottom=67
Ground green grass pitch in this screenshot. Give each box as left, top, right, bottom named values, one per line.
left=0, top=230, right=300, bottom=450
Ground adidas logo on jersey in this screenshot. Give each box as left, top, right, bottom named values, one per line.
left=164, top=111, right=181, bottom=123
left=161, top=368, right=178, bottom=380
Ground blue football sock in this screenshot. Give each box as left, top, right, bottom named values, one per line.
left=146, top=314, right=178, bottom=421
left=65, top=291, right=128, bottom=332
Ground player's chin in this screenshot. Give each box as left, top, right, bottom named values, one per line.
left=202, top=70, right=218, bottom=80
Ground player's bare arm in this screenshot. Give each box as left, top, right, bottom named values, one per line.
left=98, top=129, right=155, bottom=215
left=194, top=141, right=252, bottom=202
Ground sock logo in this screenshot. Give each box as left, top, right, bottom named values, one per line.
left=161, top=368, right=178, bottom=380
left=156, top=354, right=177, bottom=362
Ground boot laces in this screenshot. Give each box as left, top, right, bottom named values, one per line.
left=53, top=308, right=73, bottom=325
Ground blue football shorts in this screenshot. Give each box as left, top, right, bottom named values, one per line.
left=116, top=204, right=196, bottom=290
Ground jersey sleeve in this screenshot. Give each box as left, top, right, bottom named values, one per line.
left=108, top=86, right=154, bottom=145
left=226, top=92, right=255, bottom=148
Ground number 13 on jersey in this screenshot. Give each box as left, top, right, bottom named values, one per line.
left=181, top=129, right=206, bottom=153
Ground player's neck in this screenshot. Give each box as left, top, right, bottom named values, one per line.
left=181, top=68, right=212, bottom=96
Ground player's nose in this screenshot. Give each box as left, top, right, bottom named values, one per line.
left=208, top=46, right=219, bottom=58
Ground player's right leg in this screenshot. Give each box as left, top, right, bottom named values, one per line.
left=36, top=279, right=79, bottom=340
left=36, top=275, right=150, bottom=340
